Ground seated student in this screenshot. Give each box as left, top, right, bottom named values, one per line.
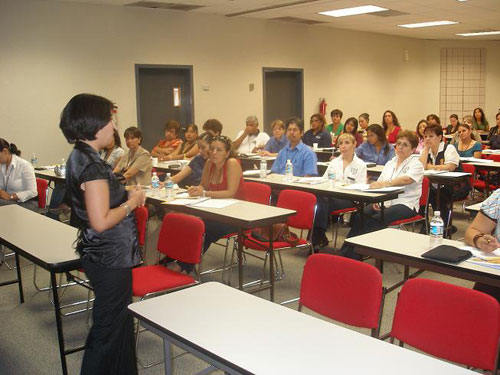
left=169, top=132, right=211, bottom=188
left=419, top=123, right=469, bottom=235
left=358, top=113, right=369, bottom=141
left=451, top=116, right=481, bottom=146
left=233, top=116, right=270, bottom=154
left=151, top=120, right=183, bottom=160
left=489, top=112, right=500, bottom=149
left=326, top=109, right=344, bottom=145
left=313, top=133, right=367, bottom=249
left=302, top=113, right=332, bottom=148
left=260, top=119, right=288, bottom=157
left=114, top=126, right=152, bottom=186
left=356, top=124, right=395, bottom=165
left=165, top=124, right=199, bottom=161
left=170, top=135, right=245, bottom=273
left=335, top=117, right=363, bottom=147
left=340, top=130, right=424, bottom=259
left=472, top=107, right=489, bottom=131
left=383, top=110, right=401, bottom=144
left=202, top=118, right=223, bottom=136
left=464, top=188, right=500, bottom=302
left=271, top=117, right=318, bottom=177
left=99, top=129, right=124, bottom=169
left=0, top=138, right=38, bottom=211
left=454, top=123, right=482, bottom=158
left=446, top=114, right=460, bottom=135
left=415, top=119, right=427, bottom=154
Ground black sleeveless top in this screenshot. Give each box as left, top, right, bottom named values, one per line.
left=66, top=141, right=141, bottom=268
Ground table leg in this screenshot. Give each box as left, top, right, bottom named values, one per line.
left=237, top=228, right=244, bottom=291
left=163, top=338, right=173, bottom=375
left=268, top=225, right=274, bottom=302
left=51, top=271, right=68, bottom=375
left=380, top=202, right=385, bottom=223
left=15, top=252, right=24, bottom=304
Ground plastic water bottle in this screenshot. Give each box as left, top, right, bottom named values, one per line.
left=260, top=159, right=267, bottom=179
left=327, top=164, right=336, bottom=189
left=429, top=211, right=444, bottom=248
left=60, top=158, right=66, bottom=177
left=151, top=172, right=160, bottom=196
left=31, top=153, right=38, bottom=167
left=165, top=173, right=174, bottom=199
left=285, top=159, right=293, bottom=181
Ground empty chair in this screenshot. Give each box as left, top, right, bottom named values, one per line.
left=390, top=278, right=500, bottom=372
left=299, top=254, right=385, bottom=337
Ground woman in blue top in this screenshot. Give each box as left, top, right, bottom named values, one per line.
left=261, top=119, right=288, bottom=156
left=355, top=124, right=394, bottom=165
left=302, top=113, right=332, bottom=148
left=454, top=123, right=482, bottom=158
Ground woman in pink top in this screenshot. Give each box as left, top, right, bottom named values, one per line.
left=382, top=110, right=401, bottom=144
left=170, top=135, right=245, bottom=273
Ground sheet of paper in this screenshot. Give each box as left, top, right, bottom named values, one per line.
left=460, top=157, right=493, bottom=163
left=424, top=170, right=447, bottom=176
left=441, top=171, right=471, bottom=177
left=296, top=177, right=326, bottom=185
left=192, top=198, right=239, bottom=208
left=340, top=183, right=370, bottom=190
left=361, top=186, right=404, bottom=193
left=243, top=170, right=271, bottom=176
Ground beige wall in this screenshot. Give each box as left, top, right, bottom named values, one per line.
left=0, top=0, right=496, bottom=164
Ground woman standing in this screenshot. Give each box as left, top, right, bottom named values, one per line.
left=99, top=129, right=124, bottom=169
left=165, top=124, right=199, bottom=161
left=472, top=107, right=489, bottom=131
left=340, top=130, right=424, bottom=259
left=171, top=135, right=246, bottom=273
left=0, top=138, right=38, bottom=210
left=382, top=110, right=401, bottom=144
left=302, top=113, right=332, bottom=148
left=60, top=94, right=145, bottom=374
left=313, top=133, right=367, bottom=248
left=355, top=124, right=395, bottom=165
left=454, top=123, right=482, bottom=158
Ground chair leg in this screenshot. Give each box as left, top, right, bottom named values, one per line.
left=259, top=252, right=269, bottom=287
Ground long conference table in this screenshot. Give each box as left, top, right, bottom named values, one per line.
left=0, top=205, right=83, bottom=375
left=129, top=281, right=475, bottom=375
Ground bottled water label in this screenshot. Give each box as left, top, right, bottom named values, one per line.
left=430, top=224, right=443, bottom=236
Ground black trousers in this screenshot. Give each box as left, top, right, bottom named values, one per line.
left=81, top=259, right=138, bottom=375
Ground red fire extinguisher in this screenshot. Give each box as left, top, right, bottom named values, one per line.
left=319, top=98, right=327, bottom=116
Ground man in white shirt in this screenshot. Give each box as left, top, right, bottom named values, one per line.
left=233, top=116, right=270, bottom=155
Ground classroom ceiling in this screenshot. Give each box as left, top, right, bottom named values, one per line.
left=53, top=0, right=500, bottom=40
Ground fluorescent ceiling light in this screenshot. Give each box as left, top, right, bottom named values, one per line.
left=398, top=21, right=458, bottom=29
left=457, top=31, right=500, bottom=36
left=319, top=5, right=388, bottom=18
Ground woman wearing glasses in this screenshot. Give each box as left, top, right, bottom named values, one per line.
left=340, top=130, right=424, bottom=259
left=169, top=135, right=246, bottom=273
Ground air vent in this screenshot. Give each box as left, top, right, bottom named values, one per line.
left=272, top=16, right=325, bottom=25
left=370, top=9, right=409, bottom=17
left=126, top=1, right=205, bottom=11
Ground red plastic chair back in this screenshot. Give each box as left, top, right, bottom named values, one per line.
left=461, top=163, right=476, bottom=186
left=300, top=254, right=383, bottom=329
left=391, top=278, right=500, bottom=371
left=276, top=189, right=316, bottom=230
left=419, top=176, right=430, bottom=207
left=157, top=213, right=205, bottom=264
left=244, top=181, right=271, bottom=205
left=134, top=206, right=148, bottom=246
left=488, top=154, right=500, bottom=163
left=36, top=178, right=48, bottom=209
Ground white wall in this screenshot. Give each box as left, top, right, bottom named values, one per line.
left=1, top=0, right=496, bottom=164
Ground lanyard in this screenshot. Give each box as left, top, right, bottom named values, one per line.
left=2, top=164, right=14, bottom=191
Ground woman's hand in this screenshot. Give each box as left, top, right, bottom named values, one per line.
left=187, top=185, right=204, bottom=197
left=259, top=150, right=271, bottom=157
left=128, top=186, right=146, bottom=208
left=0, top=189, right=10, bottom=200
left=476, top=234, right=500, bottom=253
left=369, top=181, right=388, bottom=189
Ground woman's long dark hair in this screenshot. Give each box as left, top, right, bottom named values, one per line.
left=367, top=124, right=391, bottom=156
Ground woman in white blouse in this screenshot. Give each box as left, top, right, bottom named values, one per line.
left=0, top=138, right=38, bottom=211
left=313, top=133, right=367, bottom=249
left=340, top=130, right=424, bottom=259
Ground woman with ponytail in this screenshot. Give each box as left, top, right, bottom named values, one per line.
left=0, top=138, right=38, bottom=210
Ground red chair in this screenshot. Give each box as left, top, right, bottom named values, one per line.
left=389, top=177, right=430, bottom=233
left=241, top=189, right=317, bottom=281
left=36, top=178, right=48, bottom=211
left=390, top=278, right=500, bottom=372
left=133, top=212, right=205, bottom=368
left=299, top=254, right=385, bottom=338
left=329, top=207, right=357, bottom=249
left=462, top=163, right=496, bottom=201
left=133, top=206, right=149, bottom=259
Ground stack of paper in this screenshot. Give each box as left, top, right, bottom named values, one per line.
left=464, top=247, right=500, bottom=270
